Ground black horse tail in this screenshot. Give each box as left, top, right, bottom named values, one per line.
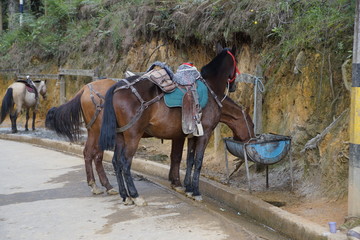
left=45, top=90, right=84, bottom=142
left=99, top=84, right=118, bottom=151
left=0, top=88, right=14, bottom=124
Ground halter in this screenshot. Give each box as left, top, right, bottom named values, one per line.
left=226, top=50, right=240, bottom=83
left=182, top=62, right=194, bottom=67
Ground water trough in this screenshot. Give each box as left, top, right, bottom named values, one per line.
left=224, top=133, right=294, bottom=192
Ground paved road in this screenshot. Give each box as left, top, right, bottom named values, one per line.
left=0, top=139, right=290, bottom=240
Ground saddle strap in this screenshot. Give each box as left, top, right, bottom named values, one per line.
left=113, top=77, right=143, bottom=93
left=191, top=85, right=204, bottom=136
left=199, top=78, right=223, bottom=108
left=86, top=83, right=105, bottom=129
left=116, top=92, right=164, bottom=133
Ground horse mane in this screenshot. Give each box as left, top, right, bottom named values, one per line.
left=200, top=48, right=232, bottom=79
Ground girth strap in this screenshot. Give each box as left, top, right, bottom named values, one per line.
left=86, top=83, right=105, bottom=129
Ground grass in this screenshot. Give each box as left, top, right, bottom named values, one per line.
left=0, top=0, right=355, bottom=65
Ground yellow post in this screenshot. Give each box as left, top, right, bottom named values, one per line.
left=349, top=0, right=360, bottom=217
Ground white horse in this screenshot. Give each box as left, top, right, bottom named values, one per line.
left=0, top=78, right=47, bottom=133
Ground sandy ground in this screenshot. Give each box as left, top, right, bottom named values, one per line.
left=0, top=119, right=350, bottom=230
left=135, top=137, right=349, bottom=230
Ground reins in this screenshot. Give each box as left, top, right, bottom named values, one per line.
left=241, top=107, right=255, bottom=143
left=199, top=77, right=223, bottom=108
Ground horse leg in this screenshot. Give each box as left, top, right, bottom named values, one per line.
left=184, top=137, right=196, bottom=196
left=9, top=111, right=18, bottom=133
left=112, top=142, right=132, bottom=204
left=169, top=137, right=185, bottom=192
left=120, top=134, right=147, bottom=206
left=191, top=137, right=210, bottom=202
left=32, top=110, right=36, bottom=131
left=94, top=149, right=117, bottom=195
left=83, top=139, right=103, bottom=195
left=25, top=109, right=29, bottom=131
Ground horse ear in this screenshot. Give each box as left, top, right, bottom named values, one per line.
left=216, top=43, right=223, bottom=54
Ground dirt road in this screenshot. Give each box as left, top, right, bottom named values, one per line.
left=0, top=139, right=290, bottom=240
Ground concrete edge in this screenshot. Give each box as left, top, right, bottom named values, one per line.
left=0, top=133, right=347, bottom=240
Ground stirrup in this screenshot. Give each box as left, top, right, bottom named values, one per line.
left=193, top=122, right=204, bottom=136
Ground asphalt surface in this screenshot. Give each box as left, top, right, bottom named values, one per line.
left=0, top=139, right=291, bottom=240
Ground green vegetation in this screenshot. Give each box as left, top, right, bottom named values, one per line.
left=268, top=1, right=355, bottom=60
left=0, top=0, right=355, bottom=66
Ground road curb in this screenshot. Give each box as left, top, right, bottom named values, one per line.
left=0, top=133, right=347, bottom=240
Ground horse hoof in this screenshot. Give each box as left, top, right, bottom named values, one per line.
left=132, top=197, right=147, bottom=206
left=192, top=195, right=203, bottom=202
left=91, top=186, right=104, bottom=195
left=12, top=129, right=17, bottom=133
left=171, top=185, right=185, bottom=193
left=185, top=192, right=193, bottom=198
left=107, top=188, right=118, bottom=195
left=123, top=197, right=134, bottom=205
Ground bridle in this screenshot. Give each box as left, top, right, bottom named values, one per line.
left=220, top=50, right=240, bottom=102
left=226, top=50, right=240, bottom=83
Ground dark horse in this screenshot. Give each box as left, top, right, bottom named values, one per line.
left=168, top=96, right=255, bottom=193
left=46, top=77, right=254, bottom=196
left=99, top=46, right=240, bottom=205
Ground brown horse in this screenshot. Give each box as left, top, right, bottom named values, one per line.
left=45, top=78, right=126, bottom=195
left=45, top=77, right=255, bottom=198
left=99, top=46, right=240, bottom=205
left=1, top=79, right=47, bottom=133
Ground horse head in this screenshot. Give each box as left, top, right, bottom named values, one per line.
left=37, top=80, right=47, bottom=100
left=201, top=44, right=239, bottom=96
left=221, top=97, right=255, bottom=142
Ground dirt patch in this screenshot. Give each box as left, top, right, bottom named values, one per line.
left=135, top=137, right=349, bottom=230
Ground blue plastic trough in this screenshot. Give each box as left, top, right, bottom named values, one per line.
left=224, top=134, right=291, bottom=165
left=223, top=133, right=293, bottom=192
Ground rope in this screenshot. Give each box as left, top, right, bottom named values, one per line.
left=237, top=73, right=265, bottom=93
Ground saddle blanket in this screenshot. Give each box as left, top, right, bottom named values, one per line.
left=164, top=80, right=208, bottom=108
left=26, top=85, right=36, bottom=93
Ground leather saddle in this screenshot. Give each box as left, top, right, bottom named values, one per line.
left=173, top=63, right=205, bottom=136
left=17, top=79, right=38, bottom=98
left=142, top=62, right=206, bottom=136
left=181, top=84, right=204, bottom=136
